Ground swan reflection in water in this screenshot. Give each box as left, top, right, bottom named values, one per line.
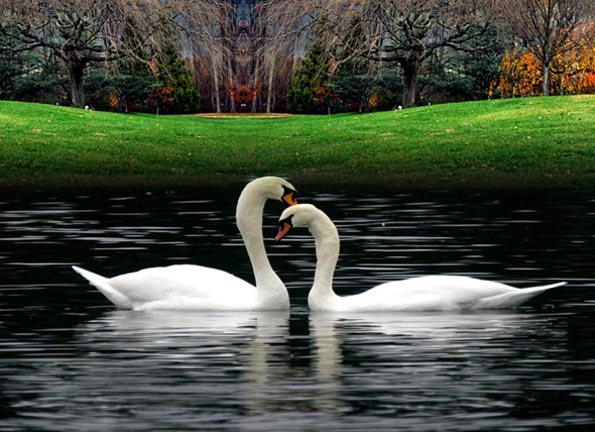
left=69, top=309, right=568, bottom=425
left=76, top=310, right=293, bottom=416
left=310, top=310, right=569, bottom=424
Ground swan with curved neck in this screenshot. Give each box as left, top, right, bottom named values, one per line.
left=276, top=204, right=565, bottom=312
left=73, top=176, right=298, bottom=311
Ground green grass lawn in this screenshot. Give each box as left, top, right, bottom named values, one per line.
left=1, top=95, right=594, bottom=190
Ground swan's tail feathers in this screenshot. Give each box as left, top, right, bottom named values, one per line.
left=472, top=282, right=566, bottom=310
left=72, top=266, right=133, bottom=309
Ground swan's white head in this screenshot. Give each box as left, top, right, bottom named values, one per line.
left=275, top=204, right=334, bottom=241
left=245, top=176, right=298, bottom=206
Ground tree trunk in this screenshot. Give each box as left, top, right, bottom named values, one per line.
left=212, top=61, right=221, bottom=113
left=69, top=60, right=86, bottom=108
left=401, top=61, right=418, bottom=108
left=542, top=63, right=550, bottom=96
left=252, top=58, right=260, bottom=113
left=228, top=58, right=236, bottom=113
left=266, top=56, right=276, bottom=114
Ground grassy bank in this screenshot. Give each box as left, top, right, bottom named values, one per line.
left=1, top=95, right=595, bottom=190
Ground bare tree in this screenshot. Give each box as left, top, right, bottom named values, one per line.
left=0, top=1, right=138, bottom=107
left=254, top=0, right=312, bottom=112
left=502, top=0, right=594, bottom=96
left=172, top=0, right=230, bottom=113
left=316, top=0, right=498, bottom=107
left=0, top=0, right=224, bottom=108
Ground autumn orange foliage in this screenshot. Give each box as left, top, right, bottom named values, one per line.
left=492, top=49, right=542, bottom=98
left=493, top=22, right=595, bottom=98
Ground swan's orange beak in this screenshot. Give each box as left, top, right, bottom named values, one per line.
left=282, top=189, right=298, bottom=207
left=275, top=221, right=292, bottom=242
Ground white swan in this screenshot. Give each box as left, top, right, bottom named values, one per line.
left=275, top=204, right=566, bottom=312
left=72, top=176, right=298, bottom=311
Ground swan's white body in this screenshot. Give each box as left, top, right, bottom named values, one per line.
left=277, top=204, right=565, bottom=312
left=73, top=176, right=297, bottom=311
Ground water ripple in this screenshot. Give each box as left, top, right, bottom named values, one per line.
left=1, top=190, right=595, bottom=431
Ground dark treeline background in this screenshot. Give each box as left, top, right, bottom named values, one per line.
left=1, top=0, right=594, bottom=114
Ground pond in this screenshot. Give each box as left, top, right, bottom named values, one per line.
left=1, top=186, right=595, bottom=431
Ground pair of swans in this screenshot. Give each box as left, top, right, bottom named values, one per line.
left=73, top=177, right=565, bottom=312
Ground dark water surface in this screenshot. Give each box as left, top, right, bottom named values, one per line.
left=1, top=187, right=595, bottom=431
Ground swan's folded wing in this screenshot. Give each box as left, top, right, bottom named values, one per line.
left=471, top=282, right=566, bottom=309
left=109, top=265, right=256, bottom=303
left=72, top=266, right=133, bottom=309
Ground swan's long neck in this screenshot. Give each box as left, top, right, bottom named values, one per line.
left=236, top=187, right=286, bottom=306
left=308, top=213, right=341, bottom=311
